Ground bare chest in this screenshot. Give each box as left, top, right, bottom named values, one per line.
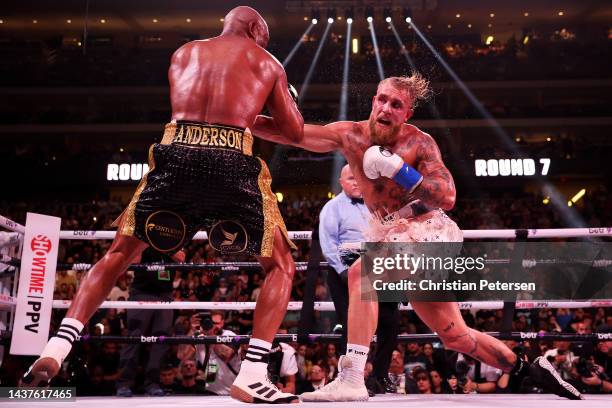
left=341, top=126, right=419, bottom=215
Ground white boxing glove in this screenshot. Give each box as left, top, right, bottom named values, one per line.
left=363, top=145, right=404, bottom=179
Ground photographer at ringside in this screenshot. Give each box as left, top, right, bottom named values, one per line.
left=177, top=310, right=241, bottom=395
left=574, top=324, right=612, bottom=394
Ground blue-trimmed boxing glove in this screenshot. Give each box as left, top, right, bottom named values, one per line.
left=363, top=145, right=423, bottom=193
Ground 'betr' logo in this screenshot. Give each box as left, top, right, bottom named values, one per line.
left=31, top=235, right=52, bottom=253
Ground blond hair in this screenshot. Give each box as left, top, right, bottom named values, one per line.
left=377, top=73, right=431, bottom=109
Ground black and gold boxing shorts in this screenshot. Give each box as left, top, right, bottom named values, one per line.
left=116, top=120, right=295, bottom=257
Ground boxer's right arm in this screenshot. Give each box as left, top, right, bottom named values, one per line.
left=254, top=117, right=344, bottom=153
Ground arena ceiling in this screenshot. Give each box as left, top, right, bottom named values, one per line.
left=1, top=0, right=610, bottom=37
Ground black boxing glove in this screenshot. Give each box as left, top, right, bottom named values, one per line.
left=288, top=83, right=299, bottom=104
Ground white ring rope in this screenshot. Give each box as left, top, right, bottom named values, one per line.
left=0, top=215, right=25, bottom=234
left=2, top=213, right=612, bottom=240
left=59, top=228, right=612, bottom=241
left=32, top=299, right=612, bottom=311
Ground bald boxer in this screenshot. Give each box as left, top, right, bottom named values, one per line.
left=254, top=74, right=582, bottom=400
left=23, top=6, right=303, bottom=403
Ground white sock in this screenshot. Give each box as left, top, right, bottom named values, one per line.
left=241, top=338, right=272, bottom=375
left=345, top=343, right=369, bottom=383
left=346, top=343, right=369, bottom=371
left=41, top=318, right=84, bottom=364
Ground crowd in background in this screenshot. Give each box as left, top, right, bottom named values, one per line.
left=1, top=192, right=611, bottom=394
left=1, top=26, right=609, bottom=89
left=1, top=19, right=611, bottom=397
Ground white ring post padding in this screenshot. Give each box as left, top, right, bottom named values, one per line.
left=48, top=299, right=612, bottom=311
left=0, top=215, right=25, bottom=234
left=56, top=227, right=612, bottom=241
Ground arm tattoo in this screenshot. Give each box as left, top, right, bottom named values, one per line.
left=410, top=135, right=456, bottom=209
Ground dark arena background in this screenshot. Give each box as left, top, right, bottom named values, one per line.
left=0, top=1, right=611, bottom=407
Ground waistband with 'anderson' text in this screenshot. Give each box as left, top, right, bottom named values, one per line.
left=161, top=121, right=253, bottom=156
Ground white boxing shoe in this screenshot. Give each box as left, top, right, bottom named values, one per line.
left=300, top=355, right=369, bottom=402
left=230, top=368, right=298, bottom=404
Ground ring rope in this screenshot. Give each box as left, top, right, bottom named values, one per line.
left=2, top=214, right=612, bottom=240
left=48, top=299, right=612, bottom=311
left=4, top=256, right=612, bottom=272
left=3, top=332, right=604, bottom=345
left=2, top=298, right=611, bottom=311
left=59, top=227, right=612, bottom=240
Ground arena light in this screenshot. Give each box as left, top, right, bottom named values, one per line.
left=311, top=8, right=320, bottom=25
left=332, top=12, right=354, bottom=190
left=275, top=192, right=284, bottom=202
left=327, top=8, right=337, bottom=23
left=570, top=188, right=586, bottom=204
left=345, top=7, right=354, bottom=23
left=365, top=5, right=374, bottom=21
left=486, top=35, right=494, bottom=45
left=339, top=21, right=352, bottom=120
left=367, top=15, right=385, bottom=80
left=384, top=8, right=392, bottom=23
left=402, top=8, right=412, bottom=23
left=543, top=197, right=550, bottom=205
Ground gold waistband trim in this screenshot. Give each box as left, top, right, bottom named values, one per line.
left=161, top=121, right=253, bottom=156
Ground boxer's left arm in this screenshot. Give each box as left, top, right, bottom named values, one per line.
left=265, top=69, right=304, bottom=144
left=363, top=133, right=455, bottom=210
left=254, top=117, right=345, bottom=153
left=410, top=133, right=456, bottom=210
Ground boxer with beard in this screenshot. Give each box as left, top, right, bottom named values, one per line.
left=253, top=74, right=582, bottom=401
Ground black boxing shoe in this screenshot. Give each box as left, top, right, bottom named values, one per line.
left=529, top=356, right=583, bottom=400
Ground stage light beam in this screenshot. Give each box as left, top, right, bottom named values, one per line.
left=367, top=18, right=385, bottom=80
left=282, top=23, right=316, bottom=67
left=298, top=21, right=333, bottom=104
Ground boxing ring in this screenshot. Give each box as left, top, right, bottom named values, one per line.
left=1, top=213, right=612, bottom=406
left=1, top=393, right=611, bottom=408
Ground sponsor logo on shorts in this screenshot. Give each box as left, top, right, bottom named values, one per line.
left=172, top=123, right=244, bottom=152
left=145, top=211, right=186, bottom=253
left=209, top=220, right=248, bottom=254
